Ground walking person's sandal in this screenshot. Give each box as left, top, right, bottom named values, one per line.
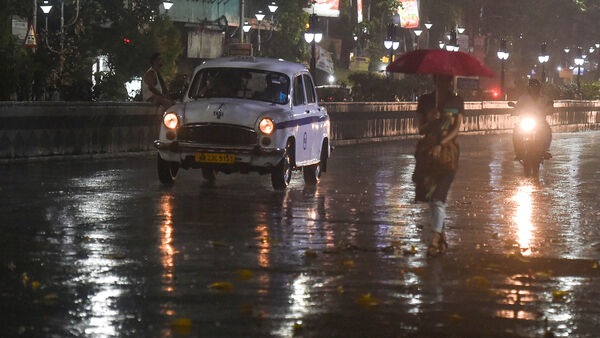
left=427, top=231, right=448, bottom=257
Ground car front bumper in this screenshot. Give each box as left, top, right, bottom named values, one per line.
left=154, top=140, right=285, bottom=171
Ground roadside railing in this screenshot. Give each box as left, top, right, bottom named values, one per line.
left=1, top=100, right=599, bottom=159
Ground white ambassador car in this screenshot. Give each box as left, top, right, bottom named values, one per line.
left=154, top=56, right=331, bottom=189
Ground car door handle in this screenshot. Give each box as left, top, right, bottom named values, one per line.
left=305, top=110, right=311, bottom=114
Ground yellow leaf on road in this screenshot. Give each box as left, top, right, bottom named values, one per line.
left=235, top=269, right=253, bottom=281
left=208, top=281, right=234, bottom=292
left=449, top=313, right=465, bottom=321
left=43, top=293, right=59, bottom=305
left=171, top=317, right=192, bottom=335
left=355, top=293, right=380, bottom=307
left=552, top=290, right=569, bottom=301
left=21, top=273, right=29, bottom=287
left=467, top=276, right=490, bottom=289
left=534, top=271, right=552, bottom=281
left=342, top=259, right=355, bottom=268
left=403, top=245, right=418, bottom=255
left=293, top=320, right=304, bottom=333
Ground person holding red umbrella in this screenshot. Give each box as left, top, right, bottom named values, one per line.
left=386, top=47, right=493, bottom=256
left=413, top=74, right=464, bottom=256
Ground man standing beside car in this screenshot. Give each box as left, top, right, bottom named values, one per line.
left=143, top=53, right=174, bottom=109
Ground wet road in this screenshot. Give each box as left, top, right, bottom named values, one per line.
left=1, top=131, right=600, bottom=338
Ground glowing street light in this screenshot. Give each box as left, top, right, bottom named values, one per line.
left=304, top=13, right=322, bottom=78
left=538, top=42, right=549, bottom=82
left=384, top=23, right=399, bottom=65
left=497, top=39, right=510, bottom=100
left=574, top=47, right=584, bottom=96
left=40, top=0, right=52, bottom=14
left=162, top=0, right=173, bottom=11
left=413, top=28, right=422, bottom=49
left=445, top=30, right=459, bottom=52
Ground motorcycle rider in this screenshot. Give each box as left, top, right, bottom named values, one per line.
left=513, top=78, right=553, bottom=159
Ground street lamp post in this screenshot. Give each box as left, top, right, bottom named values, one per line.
left=445, top=30, right=458, bottom=52
left=384, top=23, right=394, bottom=64
left=242, top=21, right=252, bottom=51
left=424, top=21, right=432, bottom=48
left=39, top=0, right=80, bottom=99
left=39, top=0, right=80, bottom=54
left=564, top=47, right=570, bottom=68
left=248, top=3, right=277, bottom=55
left=304, top=13, right=322, bottom=79
left=595, top=43, right=600, bottom=80
left=590, top=45, right=599, bottom=81
left=255, top=10, right=265, bottom=54
left=574, top=47, right=584, bottom=98
left=413, top=28, right=422, bottom=49
left=497, top=39, right=509, bottom=100
left=538, top=42, right=549, bottom=82
left=384, top=23, right=399, bottom=67
left=265, top=2, right=278, bottom=49
left=162, top=0, right=173, bottom=11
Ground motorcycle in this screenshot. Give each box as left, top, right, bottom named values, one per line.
left=507, top=101, right=553, bottom=177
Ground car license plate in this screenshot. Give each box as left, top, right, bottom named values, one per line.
left=194, top=152, right=236, bottom=164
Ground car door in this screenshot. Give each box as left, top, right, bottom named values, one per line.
left=291, top=74, right=311, bottom=165
left=301, top=73, right=322, bottom=163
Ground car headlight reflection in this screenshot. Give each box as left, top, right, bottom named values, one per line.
left=259, top=117, right=275, bottom=135
left=163, top=112, right=179, bottom=130
left=519, top=117, right=536, bottom=133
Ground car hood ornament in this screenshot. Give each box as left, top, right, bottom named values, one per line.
left=213, top=103, right=225, bottom=119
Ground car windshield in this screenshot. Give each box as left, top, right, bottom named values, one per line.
left=188, top=67, right=290, bottom=104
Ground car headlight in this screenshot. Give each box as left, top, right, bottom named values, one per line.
left=163, top=112, right=179, bottom=130
left=519, top=117, right=536, bottom=133
left=258, top=117, right=275, bottom=135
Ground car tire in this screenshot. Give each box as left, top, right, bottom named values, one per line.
left=157, top=154, right=179, bottom=184
left=271, top=143, right=292, bottom=190
left=202, top=167, right=217, bottom=182
left=303, top=163, right=320, bottom=184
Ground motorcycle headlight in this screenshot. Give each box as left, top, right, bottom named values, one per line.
left=258, top=117, right=275, bottom=135
left=519, top=117, right=536, bottom=133
left=163, top=112, right=179, bottom=130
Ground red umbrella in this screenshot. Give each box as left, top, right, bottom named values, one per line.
left=386, top=49, right=495, bottom=77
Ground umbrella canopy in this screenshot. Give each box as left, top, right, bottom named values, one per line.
left=386, top=49, right=495, bottom=78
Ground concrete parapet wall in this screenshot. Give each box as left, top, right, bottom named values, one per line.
left=1, top=100, right=599, bottom=159
left=326, top=100, right=600, bottom=145
left=0, top=102, right=159, bottom=159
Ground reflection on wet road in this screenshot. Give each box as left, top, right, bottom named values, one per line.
left=1, top=132, right=599, bottom=337
left=512, top=182, right=535, bottom=256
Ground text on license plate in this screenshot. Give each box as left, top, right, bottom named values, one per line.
left=195, top=153, right=236, bottom=163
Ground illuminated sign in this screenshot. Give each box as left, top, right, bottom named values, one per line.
left=398, top=0, right=420, bottom=29
left=305, top=0, right=340, bottom=18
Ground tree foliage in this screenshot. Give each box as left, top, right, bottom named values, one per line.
left=348, top=72, right=430, bottom=102
left=257, top=0, right=310, bottom=63
left=4, top=0, right=600, bottom=101
left=1, top=0, right=182, bottom=101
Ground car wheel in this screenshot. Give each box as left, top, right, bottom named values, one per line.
left=157, top=153, right=179, bottom=184
left=303, top=162, right=321, bottom=184
left=202, top=167, right=217, bottom=182
left=271, top=144, right=292, bottom=190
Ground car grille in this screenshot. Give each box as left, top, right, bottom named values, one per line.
left=177, top=124, right=258, bottom=146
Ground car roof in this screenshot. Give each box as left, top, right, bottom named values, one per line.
left=194, top=56, right=309, bottom=76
